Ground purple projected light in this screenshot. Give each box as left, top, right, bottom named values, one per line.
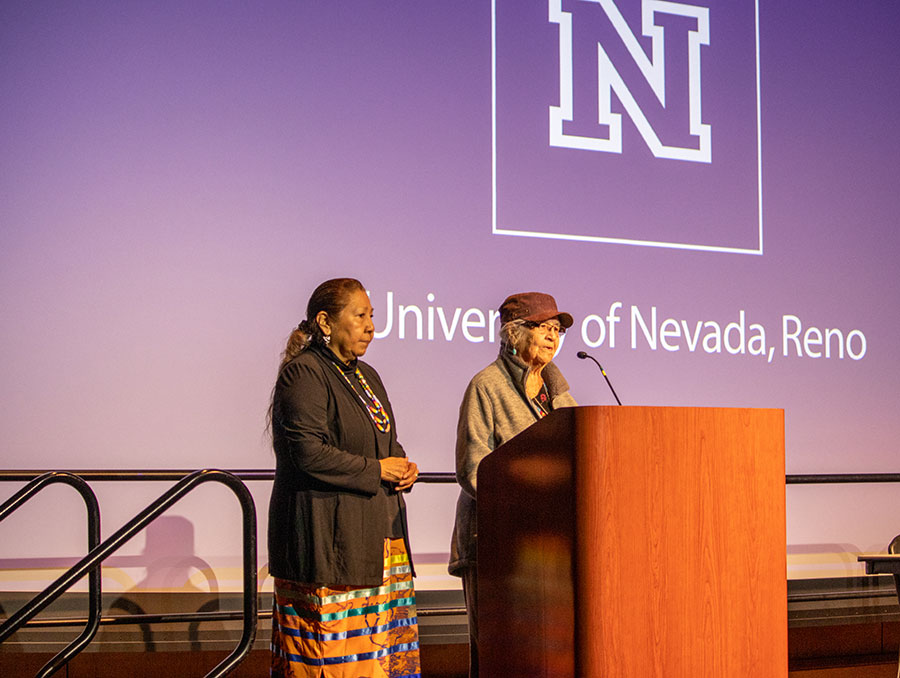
left=493, top=0, right=762, bottom=253
left=1, top=0, right=899, bottom=589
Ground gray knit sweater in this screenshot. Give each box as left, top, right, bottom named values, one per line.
left=448, top=350, right=577, bottom=576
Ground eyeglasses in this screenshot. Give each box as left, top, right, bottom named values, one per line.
left=524, top=321, right=566, bottom=336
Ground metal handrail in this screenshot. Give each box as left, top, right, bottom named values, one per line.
left=0, top=470, right=457, bottom=482
left=0, top=469, right=257, bottom=678
left=3, top=468, right=900, bottom=662
left=785, top=473, right=900, bottom=484
left=13, top=602, right=468, bottom=630
left=2, top=470, right=899, bottom=484
left=0, top=472, right=102, bottom=678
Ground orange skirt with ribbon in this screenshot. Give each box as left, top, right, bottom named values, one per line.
left=270, top=538, right=420, bottom=678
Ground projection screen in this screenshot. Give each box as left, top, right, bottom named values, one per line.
left=1, top=0, right=898, bottom=591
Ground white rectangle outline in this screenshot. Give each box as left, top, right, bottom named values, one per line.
left=491, top=0, right=764, bottom=255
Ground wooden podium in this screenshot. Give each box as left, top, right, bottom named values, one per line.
left=476, top=406, right=786, bottom=677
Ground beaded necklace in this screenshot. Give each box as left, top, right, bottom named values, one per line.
left=331, top=363, right=391, bottom=433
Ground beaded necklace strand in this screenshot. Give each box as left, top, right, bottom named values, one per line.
left=331, top=363, right=391, bottom=433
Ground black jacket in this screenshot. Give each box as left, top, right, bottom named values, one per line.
left=267, top=345, right=412, bottom=586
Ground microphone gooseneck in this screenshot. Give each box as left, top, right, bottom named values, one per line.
left=576, top=351, right=623, bottom=406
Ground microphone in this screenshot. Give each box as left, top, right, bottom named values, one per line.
left=576, top=351, right=622, bottom=405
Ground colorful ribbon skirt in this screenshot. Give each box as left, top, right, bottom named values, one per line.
left=270, top=538, right=421, bottom=677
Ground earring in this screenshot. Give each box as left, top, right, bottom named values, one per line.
left=511, top=346, right=517, bottom=355
left=324, top=335, right=331, bottom=345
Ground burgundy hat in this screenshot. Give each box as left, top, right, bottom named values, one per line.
left=499, top=292, right=573, bottom=328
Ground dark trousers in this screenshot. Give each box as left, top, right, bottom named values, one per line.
left=461, top=566, right=479, bottom=678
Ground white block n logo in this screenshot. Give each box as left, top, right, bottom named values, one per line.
left=549, top=0, right=711, bottom=163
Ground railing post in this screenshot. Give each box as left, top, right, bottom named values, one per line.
left=0, top=471, right=102, bottom=677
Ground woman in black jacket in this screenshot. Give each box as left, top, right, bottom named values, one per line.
left=267, top=278, right=420, bottom=678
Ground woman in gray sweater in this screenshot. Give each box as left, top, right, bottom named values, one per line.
left=449, top=291, right=577, bottom=677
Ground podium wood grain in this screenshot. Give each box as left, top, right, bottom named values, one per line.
left=477, top=406, right=787, bottom=678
